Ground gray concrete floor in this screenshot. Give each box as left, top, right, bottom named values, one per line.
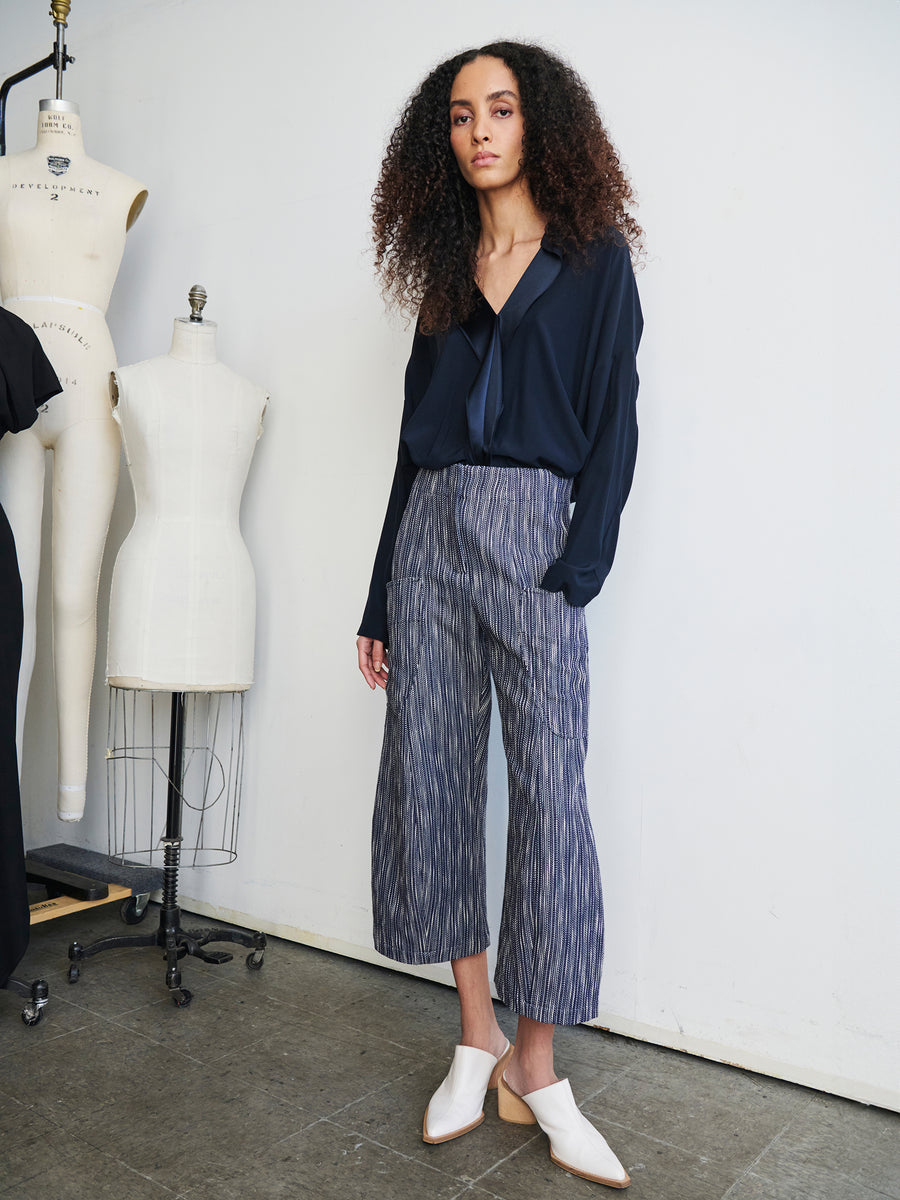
left=1, top=901, right=898, bottom=1200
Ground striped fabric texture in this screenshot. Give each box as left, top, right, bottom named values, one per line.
left=372, top=464, right=605, bottom=1026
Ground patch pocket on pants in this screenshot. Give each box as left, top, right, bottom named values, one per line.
left=386, top=578, right=426, bottom=715
left=518, top=587, right=589, bottom=740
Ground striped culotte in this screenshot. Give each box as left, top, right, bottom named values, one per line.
left=372, top=463, right=604, bottom=1026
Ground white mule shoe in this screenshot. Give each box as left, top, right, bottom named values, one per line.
left=498, top=1073, right=630, bottom=1188
left=422, top=1039, right=513, bottom=1144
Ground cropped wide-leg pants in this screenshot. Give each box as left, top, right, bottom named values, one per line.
left=372, top=464, right=604, bottom=1026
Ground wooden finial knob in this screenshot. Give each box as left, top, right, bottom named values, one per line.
left=50, top=1, right=71, bottom=26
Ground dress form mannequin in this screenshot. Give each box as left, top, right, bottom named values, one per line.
left=64, top=291, right=269, bottom=1003
left=107, top=289, right=267, bottom=691
left=0, top=98, right=147, bottom=821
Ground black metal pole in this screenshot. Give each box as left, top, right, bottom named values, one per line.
left=161, top=692, right=186, bottom=993
left=166, top=692, right=186, bottom=841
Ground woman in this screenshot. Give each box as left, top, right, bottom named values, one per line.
left=357, top=41, right=642, bottom=1189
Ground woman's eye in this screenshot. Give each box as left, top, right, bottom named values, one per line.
left=495, top=108, right=513, bottom=118
left=452, top=113, right=472, bottom=126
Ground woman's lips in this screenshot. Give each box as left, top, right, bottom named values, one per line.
left=472, top=152, right=498, bottom=165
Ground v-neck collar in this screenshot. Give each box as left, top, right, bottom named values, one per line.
left=458, top=237, right=563, bottom=461
left=460, top=235, right=563, bottom=358
left=477, top=238, right=546, bottom=318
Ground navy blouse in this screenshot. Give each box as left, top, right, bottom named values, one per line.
left=359, top=231, right=642, bottom=647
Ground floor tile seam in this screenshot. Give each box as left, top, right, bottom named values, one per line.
left=69, top=998, right=197, bottom=1020
left=266, top=1113, right=331, bottom=1146
left=16, top=1101, right=79, bottom=1137
left=206, top=1073, right=312, bottom=1120
left=722, top=1168, right=900, bottom=1200
left=48, top=990, right=187, bottom=1020
left=449, top=1185, right=504, bottom=1200
left=201, top=1042, right=338, bottom=1118
left=581, top=1070, right=813, bottom=1126
left=22, top=1119, right=181, bottom=1195
left=740, top=1163, right=900, bottom=1200
left=615, top=1058, right=783, bottom=1091
left=576, top=1111, right=774, bottom=1171
left=159, top=1026, right=329, bottom=1076
left=0, top=1019, right=102, bottom=1061
left=235, top=995, right=339, bottom=1028
left=64, top=1104, right=316, bottom=1170
left=572, top=1067, right=631, bottom=1105
left=107, top=1157, right=181, bottom=1196
left=319, top=1068, right=421, bottom=1121
left=719, top=1171, right=766, bottom=1200
left=316, top=1116, right=478, bottom=1186
left=100, top=1013, right=210, bottom=1064
left=314, top=1014, right=431, bottom=1056
left=102, top=1003, right=284, bottom=1054
left=716, top=1113, right=806, bottom=1200
left=470, top=1128, right=545, bottom=1184
left=325, top=986, right=445, bottom=1017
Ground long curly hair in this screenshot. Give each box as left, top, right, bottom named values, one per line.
left=372, top=41, right=643, bottom=333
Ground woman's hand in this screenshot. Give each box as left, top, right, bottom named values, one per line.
left=357, top=636, right=389, bottom=690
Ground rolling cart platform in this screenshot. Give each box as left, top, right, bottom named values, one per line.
left=26, top=842, right=163, bottom=926
left=7, top=842, right=163, bottom=1026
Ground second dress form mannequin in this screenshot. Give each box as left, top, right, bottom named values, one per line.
left=0, top=98, right=147, bottom=820
left=107, top=300, right=267, bottom=691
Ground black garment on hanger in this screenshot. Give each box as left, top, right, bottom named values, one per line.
left=0, top=306, right=62, bottom=988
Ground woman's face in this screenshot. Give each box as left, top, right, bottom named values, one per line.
left=449, top=56, right=525, bottom=193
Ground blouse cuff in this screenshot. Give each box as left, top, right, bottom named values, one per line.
left=358, top=616, right=389, bottom=649
left=539, top=560, right=601, bottom=608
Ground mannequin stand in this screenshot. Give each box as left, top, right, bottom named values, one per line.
left=67, top=692, right=266, bottom=1006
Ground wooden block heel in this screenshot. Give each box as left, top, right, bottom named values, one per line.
left=497, top=1073, right=538, bottom=1124
left=488, top=1041, right=514, bottom=1089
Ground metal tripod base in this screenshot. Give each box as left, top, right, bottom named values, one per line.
left=67, top=821, right=265, bottom=1006
left=67, top=900, right=266, bottom=1006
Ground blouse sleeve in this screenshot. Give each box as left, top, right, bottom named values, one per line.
left=540, top=242, right=642, bottom=606
left=357, top=323, right=433, bottom=647
left=0, top=308, right=63, bottom=437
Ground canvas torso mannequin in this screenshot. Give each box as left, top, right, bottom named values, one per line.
left=107, top=309, right=267, bottom=691
left=0, top=98, right=147, bottom=820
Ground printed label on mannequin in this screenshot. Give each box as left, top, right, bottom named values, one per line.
left=47, top=156, right=71, bottom=175
left=37, top=113, right=77, bottom=136
left=11, top=183, right=101, bottom=196
left=30, top=321, right=92, bottom=351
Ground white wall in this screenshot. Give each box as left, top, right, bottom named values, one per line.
left=3, top=0, right=898, bottom=1111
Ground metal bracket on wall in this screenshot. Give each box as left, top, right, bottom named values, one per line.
left=0, top=0, right=75, bottom=157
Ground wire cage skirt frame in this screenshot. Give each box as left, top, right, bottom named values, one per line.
left=108, top=687, right=245, bottom=868
left=67, top=687, right=266, bottom=1007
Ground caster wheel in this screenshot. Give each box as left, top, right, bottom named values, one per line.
left=245, top=951, right=264, bottom=971
left=67, top=964, right=80, bottom=984
left=172, top=988, right=193, bottom=1008
left=120, top=896, right=149, bottom=925
left=21, top=1004, right=43, bottom=1026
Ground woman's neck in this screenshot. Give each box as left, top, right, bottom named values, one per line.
left=475, top=182, right=545, bottom=256
left=35, top=102, right=85, bottom=154
left=169, top=319, right=218, bottom=364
